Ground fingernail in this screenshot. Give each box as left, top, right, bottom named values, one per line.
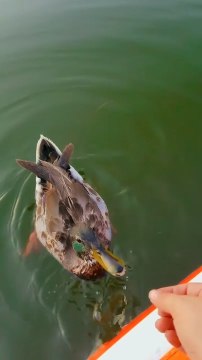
left=149, top=289, right=158, bottom=302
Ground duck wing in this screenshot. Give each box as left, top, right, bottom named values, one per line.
left=17, top=159, right=112, bottom=243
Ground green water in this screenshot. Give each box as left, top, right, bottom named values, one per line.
left=1, top=0, right=202, bottom=359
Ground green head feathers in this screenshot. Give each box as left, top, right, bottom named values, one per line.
left=72, top=240, right=86, bottom=254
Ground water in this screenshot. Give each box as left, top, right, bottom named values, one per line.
left=0, top=0, right=202, bottom=358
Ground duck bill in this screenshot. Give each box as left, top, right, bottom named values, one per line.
left=92, top=247, right=125, bottom=277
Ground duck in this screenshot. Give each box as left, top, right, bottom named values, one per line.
left=17, top=135, right=125, bottom=280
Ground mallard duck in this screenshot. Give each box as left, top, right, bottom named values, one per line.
left=17, top=135, right=125, bottom=280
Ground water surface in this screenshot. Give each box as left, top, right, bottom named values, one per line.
left=0, top=0, right=202, bottom=359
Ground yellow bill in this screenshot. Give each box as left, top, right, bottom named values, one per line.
left=92, top=247, right=125, bottom=277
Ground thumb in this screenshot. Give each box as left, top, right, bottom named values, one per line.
left=149, top=289, right=180, bottom=315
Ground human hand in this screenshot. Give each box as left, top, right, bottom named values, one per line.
left=149, top=283, right=202, bottom=360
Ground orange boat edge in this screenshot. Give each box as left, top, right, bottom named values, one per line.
left=88, top=266, right=202, bottom=360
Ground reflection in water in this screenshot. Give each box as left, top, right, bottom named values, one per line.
left=44, top=274, right=139, bottom=352
left=29, top=256, right=139, bottom=353
left=92, top=278, right=128, bottom=346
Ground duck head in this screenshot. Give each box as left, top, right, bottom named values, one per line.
left=71, top=225, right=125, bottom=277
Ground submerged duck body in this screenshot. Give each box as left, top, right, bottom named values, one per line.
left=17, top=136, right=125, bottom=280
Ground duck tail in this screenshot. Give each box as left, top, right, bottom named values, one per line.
left=36, top=135, right=61, bottom=164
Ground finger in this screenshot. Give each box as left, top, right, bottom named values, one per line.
left=149, top=290, right=181, bottom=316
left=165, top=330, right=181, bottom=348
left=186, top=282, right=202, bottom=297
left=157, top=284, right=188, bottom=295
left=158, top=308, right=172, bottom=317
left=156, top=283, right=202, bottom=297
left=155, top=317, right=174, bottom=333
left=153, top=283, right=202, bottom=317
